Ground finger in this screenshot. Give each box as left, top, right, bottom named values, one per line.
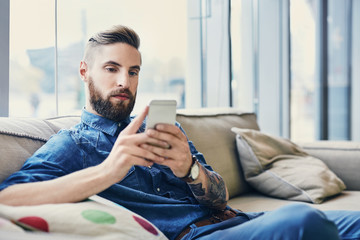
left=155, top=124, right=188, bottom=141
left=142, top=133, right=191, bottom=163
left=126, top=155, right=155, bottom=168
left=117, top=130, right=170, bottom=151
left=146, top=129, right=173, bottom=145
left=140, top=142, right=184, bottom=164
left=140, top=144, right=190, bottom=176
left=146, top=128, right=183, bottom=147
left=124, top=144, right=166, bottom=163
left=145, top=139, right=172, bottom=149
left=120, top=106, right=149, bottom=136
left=140, top=143, right=171, bottom=158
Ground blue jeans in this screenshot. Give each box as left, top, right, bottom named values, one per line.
left=182, top=203, right=360, bottom=240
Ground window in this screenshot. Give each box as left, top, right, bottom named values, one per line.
left=230, top=0, right=255, bottom=113
left=231, top=0, right=290, bottom=137
left=231, top=0, right=359, bottom=141
left=9, top=0, right=187, bottom=117
left=9, top=0, right=56, bottom=117
left=290, top=0, right=316, bottom=141
left=3, top=0, right=360, bottom=141
left=290, top=0, right=353, bottom=141
left=327, top=0, right=352, bottom=140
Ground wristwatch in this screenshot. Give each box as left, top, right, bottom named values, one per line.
left=180, top=155, right=200, bottom=183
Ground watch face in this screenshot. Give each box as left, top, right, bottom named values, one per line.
left=191, top=161, right=200, bottom=180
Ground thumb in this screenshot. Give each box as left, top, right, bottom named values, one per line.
left=120, top=106, right=149, bottom=136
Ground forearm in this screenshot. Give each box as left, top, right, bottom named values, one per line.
left=188, top=164, right=229, bottom=210
left=0, top=163, right=117, bottom=206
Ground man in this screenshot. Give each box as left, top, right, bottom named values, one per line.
left=0, top=25, right=359, bottom=240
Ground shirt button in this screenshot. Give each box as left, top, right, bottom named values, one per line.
left=156, top=188, right=160, bottom=192
left=148, top=166, right=152, bottom=169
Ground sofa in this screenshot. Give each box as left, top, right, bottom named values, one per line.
left=0, top=108, right=359, bottom=238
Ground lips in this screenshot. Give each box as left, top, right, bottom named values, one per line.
left=112, top=93, right=129, bottom=100
left=109, top=88, right=134, bottom=102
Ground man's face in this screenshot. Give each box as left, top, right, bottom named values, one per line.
left=88, top=75, right=137, bottom=122
left=81, top=43, right=141, bottom=122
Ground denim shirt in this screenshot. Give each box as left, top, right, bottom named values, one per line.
left=0, top=109, right=214, bottom=239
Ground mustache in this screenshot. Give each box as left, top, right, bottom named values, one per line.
left=109, top=89, right=134, bottom=98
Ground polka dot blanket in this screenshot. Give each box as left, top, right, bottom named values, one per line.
left=0, top=195, right=168, bottom=240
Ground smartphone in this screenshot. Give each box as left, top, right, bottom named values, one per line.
left=145, top=99, right=177, bottom=130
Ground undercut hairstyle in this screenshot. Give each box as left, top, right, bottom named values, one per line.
left=83, top=25, right=141, bottom=66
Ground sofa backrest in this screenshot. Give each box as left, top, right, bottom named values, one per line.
left=0, top=116, right=80, bottom=183
left=0, top=108, right=259, bottom=198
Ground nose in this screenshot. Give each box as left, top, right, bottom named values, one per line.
left=116, top=72, right=130, bottom=89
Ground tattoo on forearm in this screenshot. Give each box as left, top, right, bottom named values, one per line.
left=191, top=183, right=206, bottom=196
left=188, top=165, right=227, bottom=209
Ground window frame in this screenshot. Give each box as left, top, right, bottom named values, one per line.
left=351, top=0, right=360, bottom=141
left=0, top=0, right=10, bottom=117
left=186, top=0, right=231, bottom=108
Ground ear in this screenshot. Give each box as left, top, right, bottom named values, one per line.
left=79, top=61, right=88, bottom=83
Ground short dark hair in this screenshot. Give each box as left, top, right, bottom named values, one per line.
left=83, top=25, right=140, bottom=66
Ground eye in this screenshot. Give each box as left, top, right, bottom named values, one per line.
left=129, top=70, right=139, bottom=77
left=105, top=67, right=117, bottom=73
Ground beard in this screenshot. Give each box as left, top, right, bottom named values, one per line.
left=88, top=77, right=136, bottom=122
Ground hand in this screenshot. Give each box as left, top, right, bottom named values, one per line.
left=102, top=107, right=170, bottom=182
left=140, top=124, right=193, bottom=178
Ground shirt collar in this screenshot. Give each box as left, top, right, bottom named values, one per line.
left=81, top=108, right=131, bottom=136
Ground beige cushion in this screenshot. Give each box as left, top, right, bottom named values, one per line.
left=176, top=108, right=260, bottom=197
left=232, top=127, right=346, bottom=203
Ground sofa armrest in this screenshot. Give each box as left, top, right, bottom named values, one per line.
left=299, top=141, right=360, bottom=191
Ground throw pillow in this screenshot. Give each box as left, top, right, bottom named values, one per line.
left=231, top=127, right=346, bottom=204
left=0, top=195, right=167, bottom=239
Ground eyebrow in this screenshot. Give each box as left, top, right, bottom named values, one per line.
left=104, top=61, right=141, bottom=70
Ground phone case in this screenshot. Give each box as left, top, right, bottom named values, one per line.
left=146, top=100, right=177, bottom=130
